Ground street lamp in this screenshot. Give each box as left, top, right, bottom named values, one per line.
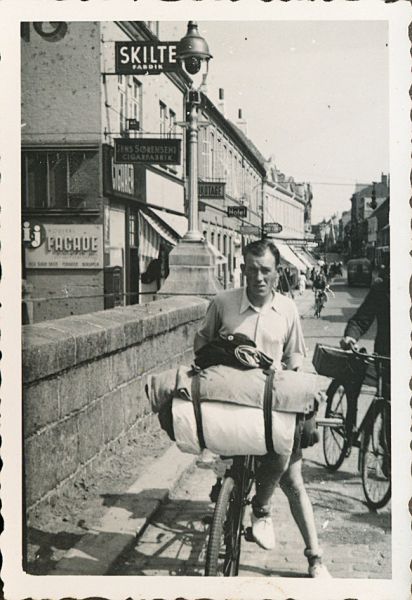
left=178, top=22, right=212, bottom=241
left=159, top=21, right=221, bottom=297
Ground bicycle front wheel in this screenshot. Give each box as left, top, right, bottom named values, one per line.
left=323, top=381, right=351, bottom=470
left=361, top=400, right=391, bottom=509
left=205, top=476, right=243, bottom=576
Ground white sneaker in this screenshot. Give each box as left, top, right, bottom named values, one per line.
left=308, top=561, right=332, bottom=578
left=251, top=513, right=276, bottom=550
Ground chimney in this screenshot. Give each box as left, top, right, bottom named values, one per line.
left=237, top=108, right=248, bottom=135
left=381, top=173, right=388, bottom=188
left=218, top=88, right=225, bottom=117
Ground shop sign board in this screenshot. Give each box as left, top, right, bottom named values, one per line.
left=239, top=224, right=260, bottom=235
left=24, top=222, right=103, bottom=269
left=114, top=138, right=181, bottom=165
left=264, top=222, right=283, bottom=234
left=115, top=41, right=178, bottom=75
left=198, top=181, right=226, bottom=200
left=227, top=206, right=247, bottom=218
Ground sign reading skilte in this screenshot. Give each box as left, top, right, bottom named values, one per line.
left=227, top=206, right=247, bottom=218
left=114, top=139, right=181, bottom=165
left=115, top=42, right=178, bottom=75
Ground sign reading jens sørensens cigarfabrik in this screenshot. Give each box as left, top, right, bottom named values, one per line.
left=114, top=139, right=181, bottom=165
left=115, top=42, right=178, bottom=75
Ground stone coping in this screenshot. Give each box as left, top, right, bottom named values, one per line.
left=23, top=296, right=208, bottom=384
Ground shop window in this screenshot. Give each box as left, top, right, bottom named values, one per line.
left=129, top=213, right=138, bottom=247
left=22, top=150, right=98, bottom=209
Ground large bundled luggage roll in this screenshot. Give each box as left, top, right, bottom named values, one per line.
left=147, top=364, right=325, bottom=457
left=172, top=398, right=297, bottom=456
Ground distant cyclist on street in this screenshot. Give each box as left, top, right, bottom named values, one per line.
left=195, top=239, right=331, bottom=578
left=312, top=271, right=335, bottom=317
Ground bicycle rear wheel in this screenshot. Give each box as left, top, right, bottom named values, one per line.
left=361, top=400, right=391, bottom=509
left=323, top=380, right=351, bottom=470
left=205, top=476, right=241, bottom=576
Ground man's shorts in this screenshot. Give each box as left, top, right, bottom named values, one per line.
left=290, top=415, right=303, bottom=464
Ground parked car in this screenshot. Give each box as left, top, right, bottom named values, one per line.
left=347, top=258, right=372, bottom=287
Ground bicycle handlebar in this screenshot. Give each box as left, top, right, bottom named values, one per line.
left=349, top=344, right=391, bottom=364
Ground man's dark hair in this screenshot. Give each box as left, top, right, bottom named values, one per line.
left=242, top=238, right=280, bottom=266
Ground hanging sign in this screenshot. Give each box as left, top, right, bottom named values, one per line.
left=115, top=41, right=178, bottom=75
left=198, top=181, right=226, bottom=200
left=114, top=138, right=181, bottom=165
left=227, top=206, right=247, bottom=218
left=264, top=222, right=283, bottom=234
left=239, top=225, right=260, bottom=235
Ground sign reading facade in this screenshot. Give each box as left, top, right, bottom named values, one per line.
left=227, top=206, right=247, bottom=218
left=114, top=138, right=181, bottom=165
left=115, top=42, right=178, bottom=75
left=24, top=223, right=103, bottom=269
left=264, top=222, right=283, bottom=234
left=198, top=181, right=226, bottom=199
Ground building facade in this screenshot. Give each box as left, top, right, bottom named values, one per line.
left=21, top=21, right=316, bottom=321
left=350, top=173, right=389, bottom=258
left=21, top=20, right=190, bottom=321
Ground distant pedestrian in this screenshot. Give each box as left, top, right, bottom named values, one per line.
left=298, top=271, right=307, bottom=295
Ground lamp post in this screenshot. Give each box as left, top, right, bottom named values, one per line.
left=159, top=21, right=222, bottom=297
left=178, top=21, right=212, bottom=241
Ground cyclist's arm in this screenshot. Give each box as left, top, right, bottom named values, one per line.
left=282, top=303, right=306, bottom=370
left=194, top=299, right=222, bottom=352
left=344, top=282, right=380, bottom=343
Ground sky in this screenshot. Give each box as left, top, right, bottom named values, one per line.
left=160, top=20, right=389, bottom=224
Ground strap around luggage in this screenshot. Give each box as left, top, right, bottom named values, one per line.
left=191, top=373, right=206, bottom=450
left=263, top=369, right=275, bottom=453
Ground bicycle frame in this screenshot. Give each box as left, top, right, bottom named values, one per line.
left=318, top=347, right=391, bottom=508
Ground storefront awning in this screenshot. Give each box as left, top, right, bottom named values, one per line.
left=151, top=208, right=188, bottom=239
left=276, top=242, right=307, bottom=272
left=292, top=247, right=313, bottom=270
left=141, top=210, right=180, bottom=246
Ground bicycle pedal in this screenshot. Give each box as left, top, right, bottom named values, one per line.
left=244, top=526, right=254, bottom=542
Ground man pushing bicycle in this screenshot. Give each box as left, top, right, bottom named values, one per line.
left=194, top=239, right=331, bottom=578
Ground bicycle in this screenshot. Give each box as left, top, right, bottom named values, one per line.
left=204, top=455, right=256, bottom=576
left=318, top=346, right=391, bottom=509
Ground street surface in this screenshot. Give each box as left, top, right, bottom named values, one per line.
left=109, top=278, right=390, bottom=578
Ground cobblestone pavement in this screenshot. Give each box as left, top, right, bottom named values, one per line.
left=110, top=280, right=391, bottom=578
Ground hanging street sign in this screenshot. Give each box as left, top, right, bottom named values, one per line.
left=239, top=224, right=260, bottom=236
left=264, top=222, right=283, bottom=234
left=198, top=181, right=226, bottom=200
left=227, top=206, right=247, bottom=218
left=115, top=41, right=178, bottom=75
left=127, top=118, right=140, bottom=131
left=114, top=138, right=181, bottom=165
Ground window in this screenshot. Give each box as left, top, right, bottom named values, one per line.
left=159, top=101, right=167, bottom=137
left=210, top=131, right=215, bottom=178
left=129, top=213, right=137, bottom=247
left=130, top=78, right=142, bottom=133
left=119, top=89, right=126, bottom=134
left=22, top=150, right=98, bottom=209
left=169, top=109, right=176, bottom=137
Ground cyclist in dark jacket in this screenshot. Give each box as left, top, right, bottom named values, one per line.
left=341, top=266, right=390, bottom=357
